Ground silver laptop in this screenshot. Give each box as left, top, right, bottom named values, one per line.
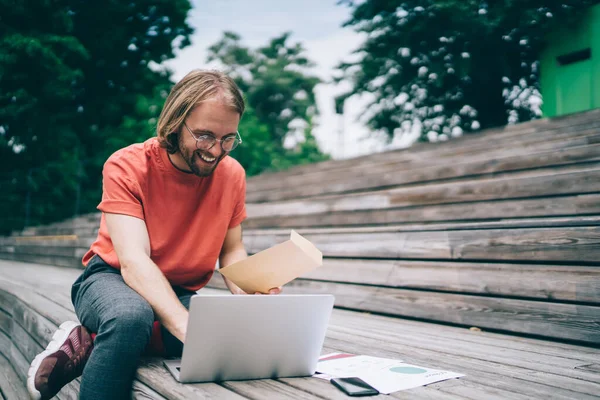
left=164, top=294, right=335, bottom=383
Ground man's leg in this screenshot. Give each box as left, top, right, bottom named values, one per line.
left=73, top=270, right=154, bottom=400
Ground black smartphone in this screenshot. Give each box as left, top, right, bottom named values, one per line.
left=331, top=377, right=379, bottom=397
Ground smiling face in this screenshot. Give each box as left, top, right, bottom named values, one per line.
left=170, top=98, right=241, bottom=177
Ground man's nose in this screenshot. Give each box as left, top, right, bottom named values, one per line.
left=208, top=143, right=223, bottom=157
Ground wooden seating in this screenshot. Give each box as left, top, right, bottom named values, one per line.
left=229, top=108, right=600, bottom=346
left=2, top=109, right=600, bottom=398
left=1, top=260, right=600, bottom=399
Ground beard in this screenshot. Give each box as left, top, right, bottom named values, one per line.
left=178, top=135, right=226, bottom=177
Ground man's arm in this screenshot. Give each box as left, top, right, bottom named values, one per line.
left=105, top=213, right=189, bottom=342
left=219, top=224, right=249, bottom=294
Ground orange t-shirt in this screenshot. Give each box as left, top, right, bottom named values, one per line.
left=82, top=137, right=247, bottom=291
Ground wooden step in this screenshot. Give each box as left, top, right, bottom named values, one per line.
left=244, top=225, right=600, bottom=263
left=248, top=139, right=600, bottom=202
left=246, top=164, right=600, bottom=220
left=247, top=110, right=600, bottom=189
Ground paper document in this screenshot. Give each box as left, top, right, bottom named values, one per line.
left=316, top=353, right=464, bottom=394
left=218, top=230, right=322, bottom=294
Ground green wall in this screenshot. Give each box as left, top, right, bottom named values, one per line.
left=541, top=4, right=600, bottom=117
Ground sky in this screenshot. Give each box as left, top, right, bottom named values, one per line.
left=164, top=0, right=416, bottom=159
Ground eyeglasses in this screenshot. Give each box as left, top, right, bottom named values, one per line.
left=184, top=123, right=242, bottom=152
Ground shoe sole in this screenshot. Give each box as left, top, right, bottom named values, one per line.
left=27, top=321, right=81, bottom=400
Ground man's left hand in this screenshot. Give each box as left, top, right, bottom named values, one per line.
left=254, top=287, right=282, bottom=295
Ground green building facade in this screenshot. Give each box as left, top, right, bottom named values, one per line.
left=540, top=4, right=600, bottom=117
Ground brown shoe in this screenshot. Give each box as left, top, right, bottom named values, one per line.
left=27, top=321, right=93, bottom=400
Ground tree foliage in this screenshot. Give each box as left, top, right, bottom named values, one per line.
left=0, top=0, right=193, bottom=234
left=207, top=32, right=329, bottom=175
left=337, top=0, right=595, bottom=142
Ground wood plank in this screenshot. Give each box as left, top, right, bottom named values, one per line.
left=144, top=268, right=600, bottom=365
left=0, top=274, right=354, bottom=400
left=135, top=359, right=247, bottom=400
left=207, top=270, right=600, bottom=345
left=0, top=284, right=245, bottom=400
left=0, top=292, right=82, bottom=400
left=245, top=226, right=600, bottom=263
left=324, top=333, right=600, bottom=400
left=132, top=381, right=168, bottom=399
left=0, top=236, right=93, bottom=248
left=277, top=374, right=468, bottom=400
left=0, top=350, right=28, bottom=400
left=403, top=379, right=531, bottom=400
left=248, top=139, right=600, bottom=202
left=9, top=312, right=45, bottom=366
left=245, top=215, right=600, bottom=234
left=247, top=121, right=600, bottom=193
left=328, top=317, right=600, bottom=384
left=1, top=335, right=28, bottom=391
left=0, top=290, right=62, bottom=353
left=298, top=259, right=600, bottom=303
left=0, top=272, right=314, bottom=400
left=281, top=280, right=600, bottom=344
left=220, top=379, right=326, bottom=400
left=0, top=244, right=83, bottom=258
left=245, top=194, right=600, bottom=229
left=3, top=260, right=600, bottom=399
left=329, top=309, right=600, bottom=360
left=0, top=252, right=82, bottom=269
left=326, top=326, right=598, bottom=398
left=247, top=109, right=600, bottom=185
left=246, top=165, right=600, bottom=219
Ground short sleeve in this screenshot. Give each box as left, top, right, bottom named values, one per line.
left=229, top=169, right=247, bottom=228
left=97, top=155, right=145, bottom=220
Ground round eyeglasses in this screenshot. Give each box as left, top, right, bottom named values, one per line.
left=184, top=123, right=242, bottom=152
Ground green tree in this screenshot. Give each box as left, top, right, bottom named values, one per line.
left=207, top=32, right=329, bottom=175
left=336, top=0, right=595, bottom=142
left=0, top=0, right=193, bottom=234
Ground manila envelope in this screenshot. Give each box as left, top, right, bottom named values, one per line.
left=218, top=230, right=322, bottom=294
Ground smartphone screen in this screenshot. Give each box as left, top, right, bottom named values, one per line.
left=331, top=377, right=379, bottom=396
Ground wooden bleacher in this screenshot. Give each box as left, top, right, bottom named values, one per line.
left=230, top=108, right=600, bottom=345
left=1, top=109, right=600, bottom=399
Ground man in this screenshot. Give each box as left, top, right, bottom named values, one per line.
left=26, top=70, right=280, bottom=400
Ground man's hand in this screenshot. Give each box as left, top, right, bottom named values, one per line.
left=220, top=225, right=285, bottom=296
left=229, top=286, right=283, bottom=295
left=254, top=287, right=282, bottom=295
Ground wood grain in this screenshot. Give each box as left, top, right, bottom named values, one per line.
left=248, top=139, right=600, bottom=202
left=244, top=226, right=600, bottom=263
left=298, top=259, right=600, bottom=302
left=324, top=333, right=600, bottom=399
left=0, top=347, right=28, bottom=400
left=247, top=109, right=600, bottom=186
left=135, top=359, right=245, bottom=400
left=132, top=381, right=168, bottom=400
left=246, top=165, right=600, bottom=219
left=2, top=260, right=600, bottom=399
left=245, top=194, right=600, bottom=229
left=247, top=122, right=600, bottom=194
left=279, top=280, right=600, bottom=344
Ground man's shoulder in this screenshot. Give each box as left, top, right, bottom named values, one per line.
left=219, top=156, right=246, bottom=180
left=105, top=138, right=157, bottom=165
left=103, top=138, right=158, bottom=179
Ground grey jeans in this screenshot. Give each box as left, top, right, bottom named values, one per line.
left=71, top=255, right=196, bottom=400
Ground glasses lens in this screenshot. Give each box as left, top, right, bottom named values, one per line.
left=196, top=135, right=215, bottom=150
left=222, top=137, right=240, bottom=152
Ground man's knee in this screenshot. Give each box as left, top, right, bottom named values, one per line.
left=100, top=300, right=154, bottom=342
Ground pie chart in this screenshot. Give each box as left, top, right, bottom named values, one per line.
left=390, top=366, right=428, bottom=374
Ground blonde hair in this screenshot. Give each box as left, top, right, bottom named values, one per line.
left=157, top=70, right=245, bottom=153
